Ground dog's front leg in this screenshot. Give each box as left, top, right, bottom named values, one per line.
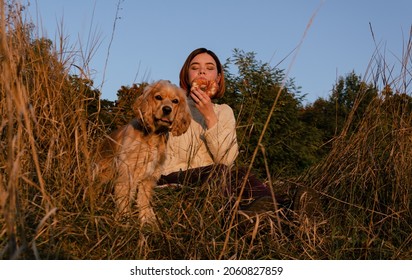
left=136, top=178, right=156, bottom=225
left=114, top=183, right=135, bottom=220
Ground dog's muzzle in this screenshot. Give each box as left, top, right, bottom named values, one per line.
left=162, top=106, right=172, bottom=115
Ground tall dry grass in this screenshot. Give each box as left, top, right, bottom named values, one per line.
left=0, top=2, right=99, bottom=259
left=0, top=2, right=410, bottom=259
left=301, top=28, right=412, bottom=259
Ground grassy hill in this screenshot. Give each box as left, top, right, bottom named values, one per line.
left=0, top=2, right=411, bottom=260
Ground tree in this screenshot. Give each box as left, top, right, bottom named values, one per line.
left=329, top=71, right=378, bottom=134
left=113, top=83, right=148, bottom=128
left=223, top=49, right=322, bottom=178
left=300, top=72, right=378, bottom=158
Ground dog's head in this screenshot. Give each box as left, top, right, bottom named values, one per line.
left=132, top=80, right=191, bottom=136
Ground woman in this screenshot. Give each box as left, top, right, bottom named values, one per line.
left=158, top=48, right=276, bottom=210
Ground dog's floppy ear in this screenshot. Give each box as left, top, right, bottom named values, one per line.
left=132, top=83, right=155, bottom=132
left=171, top=88, right=191, bottom=136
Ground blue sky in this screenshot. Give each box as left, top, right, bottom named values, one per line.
left=27, top=0, right=411, bottom=103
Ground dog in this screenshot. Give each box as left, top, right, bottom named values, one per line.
left=95, top=80, right=191, bottom=225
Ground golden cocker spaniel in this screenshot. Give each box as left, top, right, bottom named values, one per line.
left=96, top=80, right=191, bottom=225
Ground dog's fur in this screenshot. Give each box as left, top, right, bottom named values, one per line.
left=95, top=80, right=191, bottom=225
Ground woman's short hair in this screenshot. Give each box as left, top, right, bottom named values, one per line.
left=179, top=48, right=225, bottom=99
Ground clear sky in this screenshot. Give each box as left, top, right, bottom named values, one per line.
left=27, top=0, right=411, bottom=104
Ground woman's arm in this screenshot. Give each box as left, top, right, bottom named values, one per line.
left=190, top=87, right=217, bottom=128
left=204, top=104, right=239, bottom=166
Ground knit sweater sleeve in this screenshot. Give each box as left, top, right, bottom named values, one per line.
left=203, top=104, right=239, bottom=166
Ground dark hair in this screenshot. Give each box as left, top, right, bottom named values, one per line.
left=179, top=48, right=225, bottom=99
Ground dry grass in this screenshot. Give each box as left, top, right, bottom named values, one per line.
left=301, top=28, right=412, bottom=259
left=0, top=2, right=410, bottom=259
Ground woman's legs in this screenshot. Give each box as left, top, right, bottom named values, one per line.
left=158, top=164, right=272, bottom=201
left=159, top=166, right=321, bottom=218
left=229, top=167, right=271, bottom=199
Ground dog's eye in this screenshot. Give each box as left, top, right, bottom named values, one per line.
left=172, top=99, right=179, bottom=104
left=155, top=95, right=163, bottom=101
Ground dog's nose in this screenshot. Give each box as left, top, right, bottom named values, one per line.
left=162, top=106, right=172, bottom=115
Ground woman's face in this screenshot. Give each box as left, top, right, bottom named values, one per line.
left=188, top=53, right=220, bottom=85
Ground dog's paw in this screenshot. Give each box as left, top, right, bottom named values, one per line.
left=114, top=211, right=131, bottom=224
left=139, top=208, right=157, bottom=226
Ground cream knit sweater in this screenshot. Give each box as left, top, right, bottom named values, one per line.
left=162, top=99, right=239, bottom=175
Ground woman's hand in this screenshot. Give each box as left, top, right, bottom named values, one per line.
left=190, top=87, right=218, bottom=129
